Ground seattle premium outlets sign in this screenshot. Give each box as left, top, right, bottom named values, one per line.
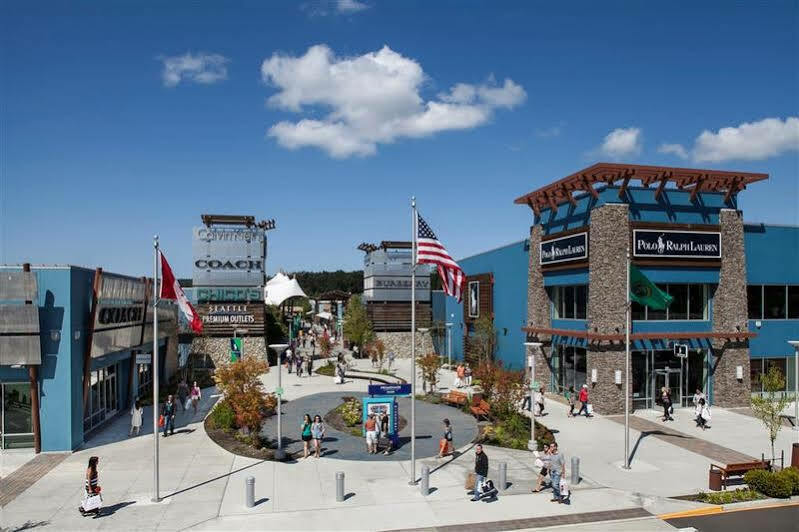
left=540, top=232, right=588, bottom=265
left=633, top=230, right=721, bottom=259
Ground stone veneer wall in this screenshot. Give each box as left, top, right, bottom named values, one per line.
left=375, top=331, right=434, bottom=359
left=190, top=336, right=268, bottom=368
left=527, top=224, right=554, bottom=386
left=586, top=203, right=631, bottom=415
left=711, top=209, right=751, bottom=407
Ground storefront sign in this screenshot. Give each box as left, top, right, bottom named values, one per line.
left=633, top=230, right=721, bottom=259
left=202, top=304, right=256, bottom=325
left=186, top=287, right=263, bottom=303
left=363, top=275, right=431, bottom=302
left=540, top=232, right=588, bottom=265
left=192, top=226, right=266, bottom=287
left=196, top=303, right=265, bottom=336
left=135, top=353, right=152, bottom=365
left=91, top=274, right=147, bottom=358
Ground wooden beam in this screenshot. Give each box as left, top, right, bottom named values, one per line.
left=582, top=174, right=599, bottom=199
left=564, top=185, right=577, bottom=206
left=618, top=172, right=633, bottom=200
left=654, top=172, right=669, bottom=201
left=723, top=177, right=740, bottom=204
left=690, top=174, right=706, bottom=202
left=528, top=198, right=541, bottom=217
left=545, top=190, right=559, bottom=212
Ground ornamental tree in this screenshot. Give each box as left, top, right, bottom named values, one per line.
left=342, top=295, right=373, bottom=351
left=751, top=366, right=791, bottom=463
left=213, top=357, right=269, bottom=434
left=418, top=352, right=443, bottom=394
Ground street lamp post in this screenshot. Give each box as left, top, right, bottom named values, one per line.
left=269, top=343, right=289, bottom=460
left=445, top=322, right=453, bottom=369
left=789, top=341, right=799, bottom=440
left=524, top=341, right=542, bottom=451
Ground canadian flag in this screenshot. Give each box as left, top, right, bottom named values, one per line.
left=159, top=252, right=203, bottom=333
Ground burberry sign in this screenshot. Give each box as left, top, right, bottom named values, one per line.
left=633, top=230, right=721, bottom=259
left=540, top=232, right=588, bottom=265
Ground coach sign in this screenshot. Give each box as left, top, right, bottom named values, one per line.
left=633, top=230, right=721, bottom=259
left=540, top=232, right=588, bottom=265
left=192, top=226, right=266, bottom=287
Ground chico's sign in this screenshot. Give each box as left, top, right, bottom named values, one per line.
left=633, top=229, right=721, bottom=259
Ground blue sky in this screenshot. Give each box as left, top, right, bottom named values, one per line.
left=1, top=1, right=797, bottom=278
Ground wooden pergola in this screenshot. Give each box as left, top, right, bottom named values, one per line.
left=514, top=163, right=768, bottom=217
left=522, top=326, right=756, bottom=346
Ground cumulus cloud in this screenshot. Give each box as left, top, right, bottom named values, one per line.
left=261, top=44, right=526, bottom=158
left=302, top=0, right=369, bottom=17
left=337, top=0, right=369, bottom=12
left=657, top=117, right=799, bottom=163
left=658, top=143, right=689, bottom=159
left=599, top=127, right=642, bottom=158
left=159, top=52, right=229, bottom=87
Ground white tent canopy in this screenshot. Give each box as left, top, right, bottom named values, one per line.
left=266, top=272, right=291, bottom=286
left=264, top=277, right=308, bottom=306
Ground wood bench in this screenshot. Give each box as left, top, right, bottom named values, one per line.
left=442, top=390, right=468, bottom=406
left=710, top=460, right=771, bottom=490
left=470, top=398, right=491, bottom=420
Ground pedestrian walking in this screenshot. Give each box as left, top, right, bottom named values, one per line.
left=190, top=381, right=202, bottom=415
left=532, top=443, right=551, bottom=492
left=695, top=398, right=711, bottom=430
left=306, top=354, right=313, bottom=376
left=470, top=444, right=489, bottom=501
left=129, top=399, right=143, bottom=437
left=300, top=413, right=313, bottom=458
left=388, top=350, right=396, bottom=370
left=296, top=354, right=304, bottom=377
left=535, top=387, right=546, bottom=416
left=692, top=388, right=705, bottom=410
left=311, top=414, right=325, bottom=457
left=371, top=349, right=378, bottom=368
left=548, top=443, right=566, bottom=503
left=335, top=361, right=345, bottom=384
left=464, top=365, right=472, bottom=387
left=438, top=418, right=453, bottom=458
left=353, top=344, right=359, bottom=359
left=565, top=386, right=576, bottom=417
left=177, top=379, right=189, bottom=412
left=286, top=348, right=293, bottom=374
left=379, top=411, right=391, bottom=455
left=661, top=387, right=674, bottom=421
left=161, top=395, right=176, bottom=436
left=576, top=384, right=592, bottom=417
left=78, top=456, right=102, bottom=517
left=364, top=413, right=379, bottom=454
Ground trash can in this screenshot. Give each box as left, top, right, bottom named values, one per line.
left=792, top=442, right=799, bottom=469
left=708, top=468, right=722, bottom=491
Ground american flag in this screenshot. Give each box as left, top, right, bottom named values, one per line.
left=416, top=214, right=464, bottom=302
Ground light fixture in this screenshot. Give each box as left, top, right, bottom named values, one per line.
left=614, top=370, right=622, bottom=385
left=74, top=330, right=81, bottom=341
left=736, top=366, right=743, bottom=380
left=50, top=330, right=60, bottom=342
left=591, top=368, right=598, bottom=383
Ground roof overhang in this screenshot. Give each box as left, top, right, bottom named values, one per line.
left=514, top=163, right=769, bottom=216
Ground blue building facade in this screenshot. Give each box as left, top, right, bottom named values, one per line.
left=0, top=265, right=175, bottom=452
left=438, top=163, right=798, bottom=414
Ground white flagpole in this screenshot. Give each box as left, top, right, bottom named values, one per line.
left=624, top=248, right=631, bottom=470
left=152, top=236, right=161, bottom=502
left=409, top=196, right=417, bottom=485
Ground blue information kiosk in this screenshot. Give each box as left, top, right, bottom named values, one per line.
left=362, top=384, right=412, bottom=448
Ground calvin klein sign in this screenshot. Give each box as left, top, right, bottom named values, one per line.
left=633, top=230, right=721, bottom=259
left=540, top=232, right=588, bottom=265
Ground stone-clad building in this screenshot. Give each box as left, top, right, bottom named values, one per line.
left=441, top=163, right=798, bottom=415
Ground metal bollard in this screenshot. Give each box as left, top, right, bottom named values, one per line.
left=571, top=456, right=580, bottom=486
left=420, top=465, right=430, bottom=496
left=245, top=476, right=255, bottom=508
left=498, top=462, right=507, bottom=491
left=336, top=471, right=345, bottom=502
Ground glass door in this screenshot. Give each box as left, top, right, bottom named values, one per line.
left=2, top=383, right=35, bottom=449
left=652, top=368, right=682, bottom=409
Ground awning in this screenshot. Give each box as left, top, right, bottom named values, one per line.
left=265, top=277, right=308, bottom=306
left=316, top=311, right=334, bottom=321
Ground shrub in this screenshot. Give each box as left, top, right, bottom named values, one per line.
left=418, top=353, right=443, bottom=393
left=263, top=393, right=278, bottom=411
left=777, top=467, right=799, bottom=495
left=744, top=469, right=794, bottom=498
left=695, top=489, right=762, bottom=504
left=339, top=399, right=362, bottom=426
left=208, top=400, right=236, bottom=431
left=214, top=358, right=270, bottom=433
left=316, top=361, right=336, bottom=376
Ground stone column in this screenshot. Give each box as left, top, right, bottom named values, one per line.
left=586, top=204, right=630, bottom=415
left=711, top=209, right=751, bottom=407
left=527, top=224, right=553, bottom=387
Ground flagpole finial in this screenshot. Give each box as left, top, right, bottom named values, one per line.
left=411, top=196, right=416, bottom=208
left=154, top=235, right=159, bottom=249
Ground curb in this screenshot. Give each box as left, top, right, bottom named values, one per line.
left=660, top=499, right=799, bottom=519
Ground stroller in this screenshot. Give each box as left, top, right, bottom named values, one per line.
left=474, top=479, right=499, bottom=501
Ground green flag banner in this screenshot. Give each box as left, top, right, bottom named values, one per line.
left=630, top=264, right=673, bottom=310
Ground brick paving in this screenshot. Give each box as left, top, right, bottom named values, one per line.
left=606, top=415, right=755, bottom=465
left=0, top=452, right=69, bottom=507
left=383, top=507, right=652, bottom=532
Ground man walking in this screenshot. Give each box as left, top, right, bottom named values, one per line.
left=471, top=444, right=489, bottom=501
left=576, top=384, right=592, bottom=417
left=548, top=443, right=566, bottom=503
left=161, top=395, right=176, bottom=437
left=177, top=379, right=189, bottom=412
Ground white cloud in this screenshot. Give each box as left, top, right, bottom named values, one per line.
left=159, top=52, right=229, bottom=87
left=337, top=0, right=369, bottom=12
left=261, top=44, right=526, bottom=158
left=692, top=117, right=799, bottom=163
left=658, top=143, right=689, bottom=159
left=536, top=122, right=565, bottom=138
left=599, top=127, right=642, bottom=158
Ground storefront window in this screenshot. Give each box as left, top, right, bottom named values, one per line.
left=668, top=284, right=688, bottom=320
left=550, top=286, right=588, bottom=320
left=789, top=286, right=799, bottom=319
left=575, top=285, right=587, bottom=319
left=2, top=383, right=34, bottom=449
left=137, top=364, right=152, bottom=400
left=648, top=285, right=668, bottom=320
left=764, top=286, right=787, bottom=319
left=689, top=285, right=706, bottom=320
left=556, top=346, right=586, bottom=391
left=751, top=358, right=789, bottom=394
left=83, top=363, right=120, bottom=433
left=633, top=284, right=708, bottom=321
left=747, top=285, right=763, bottom=319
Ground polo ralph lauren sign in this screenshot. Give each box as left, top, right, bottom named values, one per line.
left=633, top=230, right=721, bottom=259
left=540, top=232, right=588, bottom=265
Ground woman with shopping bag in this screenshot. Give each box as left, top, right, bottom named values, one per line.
left=78, top=456, right=102, bottom=517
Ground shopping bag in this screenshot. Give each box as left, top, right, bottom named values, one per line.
left=158, top=415, right=165, bottom=428
left=465, top=472, right=475, bottom=490
left=586, top=404, right=594, bottom=415
left=82, top=493, right=102, bottom=511
left=559, top=478, right=570, bottom=497
left=185, top=398, right=191, bottom=410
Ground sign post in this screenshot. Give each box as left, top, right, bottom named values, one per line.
left=230, top=337, right=242, bottom=362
